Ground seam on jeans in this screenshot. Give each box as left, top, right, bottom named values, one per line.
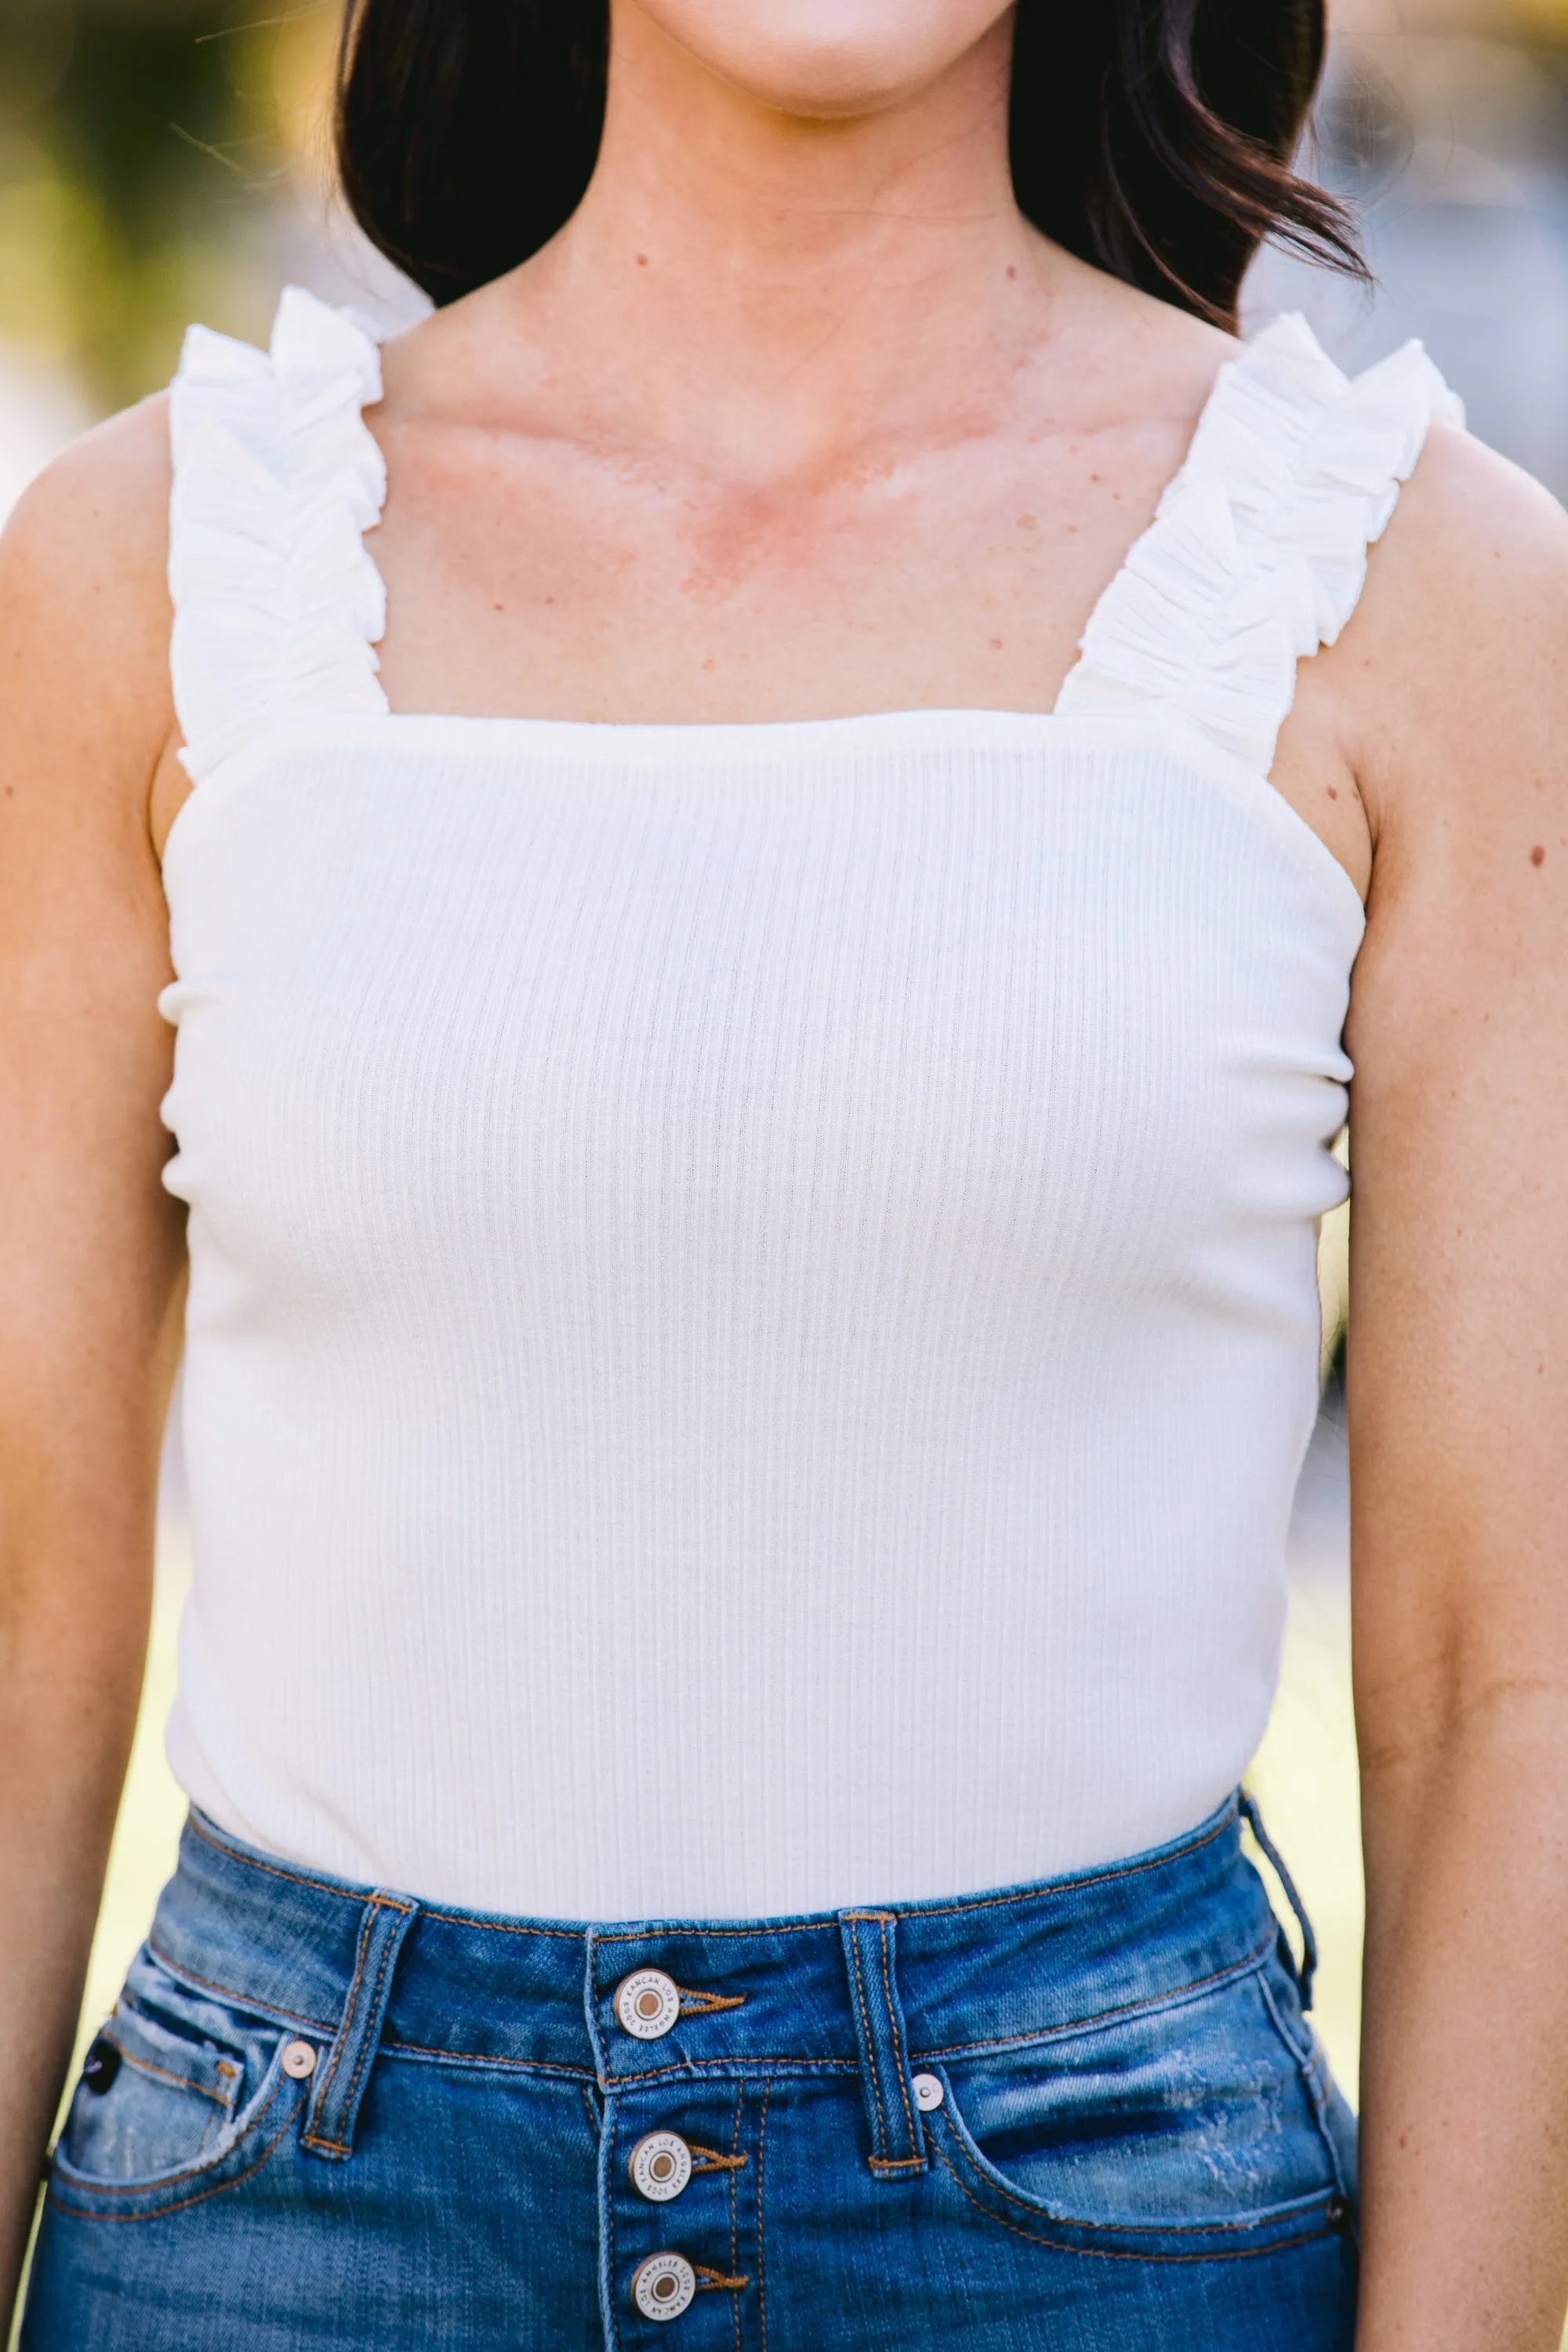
left=47, top=2071, right=299, bottom=2216
left=301, top=1902, right=378, bottom=2149
left=728, top=2087, right=742, bottom=2352
left=308, top=1901, right=406, bottom=2154
left=756, top=2081, right=770, bottom=2352
left=606, top=2093, right=622, bottom=2352
left=878, top=1918, right=916, bottom=2156
left=303, top=1898, right=405, bottom=2151
left=594, top=1922, right=839, bottom=1947
left=146, top=1936, right=339, bottom=2036
left=591, top=1940, right=1271, bottom=2082
left=579, top=2082, right=601, bottom=2140
left=185, top=1816, right=415, bottom=1916
left=929, top=2132, right=1334, bottom=2266
left=867, top=2156, right=927, bottom=2171
left=380, top=2039, right=593, bottom=2080
left=603, top=2055, right=859, bottom=2082
left=184, top=1802, right=1237, bottom=1959
left=187, top=1814, right=584, bottom=1944
left=919, top=1933, right=1277, bottom=2063
left=586, top=1938, right=1272, bottom=2085
left=590, top=1806, right=1239, bottom=1946
left=844, top=1925, right=888, bottom=2158
left=931, top=2103, right=1337, bottom=2238
left=418, top=1908, right=580, bottom=1942
left=1256, top=1969, right=1357, bottom=2226
left=97, top=2033, right=234, bottom=2110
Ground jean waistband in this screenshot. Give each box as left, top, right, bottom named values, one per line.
left=150, top=1796, right=1285, bottom=2102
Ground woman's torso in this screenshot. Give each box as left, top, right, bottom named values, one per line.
left=156, top=288, right=1456, bottom=1919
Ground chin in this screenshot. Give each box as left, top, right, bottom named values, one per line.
left=628, top=0, right=1014, bottom=118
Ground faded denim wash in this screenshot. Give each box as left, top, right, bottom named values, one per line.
left=23, top=1793, right=1358, bottom=2350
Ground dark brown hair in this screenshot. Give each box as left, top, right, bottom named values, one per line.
left=336, top=0, right=1361, bottom=329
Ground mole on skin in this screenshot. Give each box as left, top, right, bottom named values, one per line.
left=1531, top=845, right=1547, bottom=866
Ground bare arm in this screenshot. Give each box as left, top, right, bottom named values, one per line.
left=0, top=405, right=187, bottom=2323
left=1335, top=431, right=1568, bottom=2349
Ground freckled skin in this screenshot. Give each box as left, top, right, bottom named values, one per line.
left=4, top=0, right=1568, bottom=2343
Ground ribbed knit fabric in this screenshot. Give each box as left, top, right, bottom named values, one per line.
left=158, top=292, right=1459, bottom=1920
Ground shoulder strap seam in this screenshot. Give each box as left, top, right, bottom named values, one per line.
left=168, top=288, right=390, bottom=786
left=1056, top=320, right=1462, bottom=775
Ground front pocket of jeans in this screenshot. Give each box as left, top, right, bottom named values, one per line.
left=926, top=1961, right=1347, bottom=2258
left=53, top=1944, right=309, bottom=2208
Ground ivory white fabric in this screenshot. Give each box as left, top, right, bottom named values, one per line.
left=158, top=289, right=1458, bottom=1919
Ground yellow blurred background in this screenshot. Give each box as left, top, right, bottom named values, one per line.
left=2, top=0, right=1566, bottom=2336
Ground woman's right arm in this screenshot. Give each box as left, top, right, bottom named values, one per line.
left=0, top=401, right=188, bottom=2325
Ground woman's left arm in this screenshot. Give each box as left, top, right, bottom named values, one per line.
left=1340, top=427, right=1568, bottom=2351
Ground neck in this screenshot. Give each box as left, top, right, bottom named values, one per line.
left=532, top=1, right=1065, bottom=469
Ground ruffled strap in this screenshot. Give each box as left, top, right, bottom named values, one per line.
left=169, top=285, right=389, bottom=782
left=1054, top=314, right=1465, bottom=774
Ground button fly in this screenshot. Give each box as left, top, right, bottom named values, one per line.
left=630, top=2129, right=693, bottom=2202
left=911, top=2071, right=944, bottom=2112
left=632, top=2251, right=696, bottom=2321
left=615, top=1969, right=681, bottom=2040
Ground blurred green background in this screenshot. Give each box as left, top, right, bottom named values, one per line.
left=3, top=0, right=1568, bottom=2334
left=0, top=0, right=336, bottom=409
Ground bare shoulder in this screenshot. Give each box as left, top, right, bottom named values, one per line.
left=1, top=391, right=172, bottom=641
left=1346, top=422, right=1568, bottom=848
left=0, top=393, right=177, bottom=801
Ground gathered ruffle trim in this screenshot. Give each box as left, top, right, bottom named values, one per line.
left=1055, top=314, right=1465, bottom=775
left=169, top=285, right=389, bottom=782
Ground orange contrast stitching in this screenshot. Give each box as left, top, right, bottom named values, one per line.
left=421, top=1907, right=579, bottom=1943
left=844, top=1926, right=888, bottom=2158
left=185, top=1817, right=414, bottom=1916
left=48, top=2071, right=299, bottom=2217
left=330, top=1906, right=406, bottom=2148
left=145, top=1936, right=338, bottom=2037
left=693, top=2267, right=750, bottom=2292
left=603, top=2055, right=858, bottom=2082
left=929, top=2103, right=1330, bottom=2238
left=877, top=1918, right=917, bottom=2156
left=382, top=2038, right=592, bottom=2081
left=920, top=1933, right=1276, bottom=2063
left=689, top=2144, right=748, bottom=2172
left=606, top=2096, right=622, bottom=2352
left=590, top=1809, right=1238, bottom=1946
left=928, top=2132, right=1335, bottom=2267
left=301, top=1899, right=379, bottom=2149
left=187, top=1813, right=579, bottom=1942
left=728, top=2087, right=742, bottom=2352
left=756, top=2081, right=770, bottom=2352
left=99, top=2034, right=232, bottom=2110
left=188, top=1802, right=1236, bottom=1951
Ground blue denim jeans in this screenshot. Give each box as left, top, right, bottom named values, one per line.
left=24, top=1793, right=1357, bottom=2349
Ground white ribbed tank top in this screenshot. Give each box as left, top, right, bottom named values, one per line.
left=159, top=291, right=1458, bottom=1921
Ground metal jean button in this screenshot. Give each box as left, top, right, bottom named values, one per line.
left=615, top=1969, right=681, bottom=2040
left=630, top=2130, right=693, bottom=2202
left=632, top=2252, right=696, bottom=2321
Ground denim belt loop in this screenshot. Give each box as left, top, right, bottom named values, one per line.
left=837, top=1910, right=928, bottom=2179
left=1239, top=1788, right=1318, bottom=2012
left=302, top=1892, right=419, bottom=2160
